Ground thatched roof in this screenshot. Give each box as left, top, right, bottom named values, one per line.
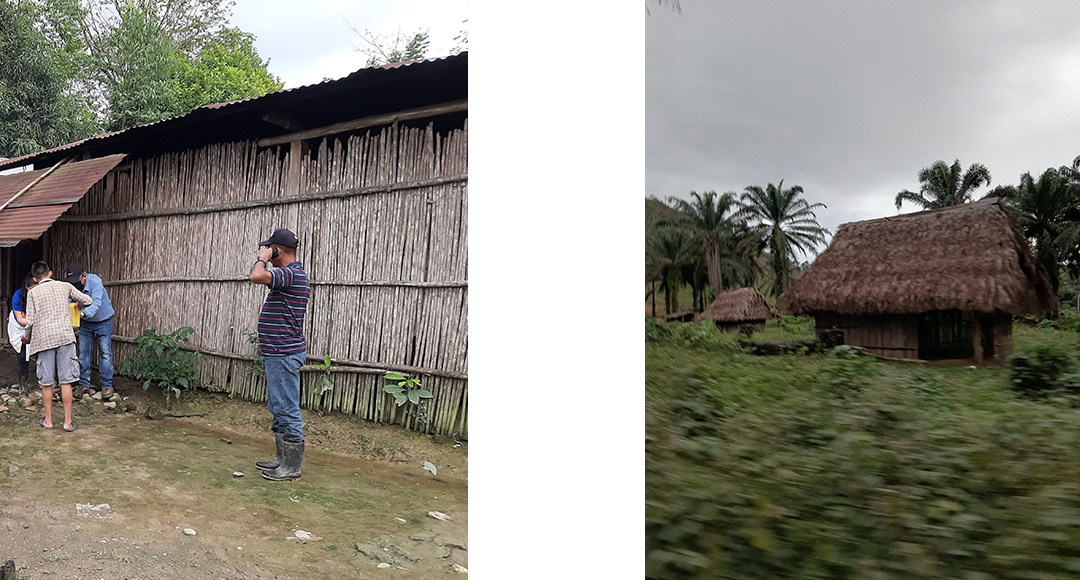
left=702, top=287, right=780, bottom=322
left=781, top=198, right=1057, bottom=316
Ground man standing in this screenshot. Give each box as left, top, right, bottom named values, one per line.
left=25, top=261, right=92, bottom=432
left=249, top=229, right=310, bottom=481
left=66, top=263, right=116, bottom=401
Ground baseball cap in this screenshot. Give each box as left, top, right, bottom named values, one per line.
left=259, top=228, right=298, bottom=248
left=66, top=263, right=85, bottom=285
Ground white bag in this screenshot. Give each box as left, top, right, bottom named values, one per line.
left=8, top=310, right=26, bottom=354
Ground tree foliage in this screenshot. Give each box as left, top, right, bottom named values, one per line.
left=348, top=23, right=432, bottom=67
left=0, top=0, right=100, bottom=157
left=647, top=226, right=698, bottom=313
left=666, top=190, right=739, bottom=295
left=736, top=181, right=829, bottom=297
left=81, top=0, right=281, bottom=131
left=0, top=0, right=282, bottom=141
left=174, top=28, right=283, bottom=114
left=895, top=159, right=993, bottom=212
left=95, top=2, right=187, bottom=130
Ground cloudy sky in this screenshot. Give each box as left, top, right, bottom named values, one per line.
left=230, top=0, right=468, bottom=88
left=647, top=0, right=1080, bottom=248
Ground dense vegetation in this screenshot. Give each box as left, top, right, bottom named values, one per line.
left=646, top=318, right=1080, bottom=579
left=645, top=181, right=828, bottom=313
left=0, top=0, right=283, bottom=156
left=648, top=155, right=1080, bottom=317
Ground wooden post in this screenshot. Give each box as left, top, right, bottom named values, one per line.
left=287, top=140, right=304, bottom=196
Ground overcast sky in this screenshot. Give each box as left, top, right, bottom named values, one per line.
left=646, top=0, right=1080, bottom=250
left=230, top=0, right=467, bottom=88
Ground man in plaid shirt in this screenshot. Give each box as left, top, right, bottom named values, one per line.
left=25, top=261, right=92, bottom=432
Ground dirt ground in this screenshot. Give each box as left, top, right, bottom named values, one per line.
left=0, top=345, right=468, bottom=579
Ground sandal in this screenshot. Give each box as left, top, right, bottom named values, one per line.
left=39, top=418, right=52, bottom=429
left=63, top=424, right=76, bottom=432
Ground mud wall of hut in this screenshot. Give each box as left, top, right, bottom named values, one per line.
left=43, top=120, right=468, bottom=437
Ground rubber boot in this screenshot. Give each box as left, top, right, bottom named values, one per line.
left=255, top=432, right=285, bottom=470
left=18, top=374, right=29, bottom=396
left=262, top=440, right=304, bottom=481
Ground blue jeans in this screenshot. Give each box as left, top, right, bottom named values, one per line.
left=264, top=351, right=305, bottom=443
left=79, top=317, right=114, bottom=389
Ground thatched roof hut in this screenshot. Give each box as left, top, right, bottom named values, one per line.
left=781, top=198, right=1056, bottom=362
left=700, top=287, right=779, bottom=332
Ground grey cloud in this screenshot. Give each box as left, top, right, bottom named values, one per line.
left=647, top=0, right=1080, bottom=244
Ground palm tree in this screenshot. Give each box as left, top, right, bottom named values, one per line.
left=735, top=180, right=828, bottom=297
left=646, top=226, right=696, bottom=314
left=666, top=190, right=738, bottom=296
left=894, top=159, right=993, bottom=211
left=993, top=168, right=1078, bottom=293
left=716, top=220, right=763, bottom=290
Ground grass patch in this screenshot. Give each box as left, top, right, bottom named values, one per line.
left=749, top=315, right=816, bottom=343
left=646, top=324, right=1080, bottom=579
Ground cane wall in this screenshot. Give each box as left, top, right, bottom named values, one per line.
left=45, top=120, right=468, bottom=437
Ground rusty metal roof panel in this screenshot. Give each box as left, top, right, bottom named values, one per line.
left=0, top=154, right=126, bottom=247
left=0, top=131, right=123, bottom=170
left=6, top=155, right=126, bottom=208
left=0, top=204, right=74, bottom=247
left=0, top=171, right=43, bottom=206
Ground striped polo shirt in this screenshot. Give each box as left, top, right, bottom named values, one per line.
left=257, top=262, right=310, bottom=356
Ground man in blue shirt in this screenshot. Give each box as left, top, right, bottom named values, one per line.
left=67, top=263, right=116, bottom=401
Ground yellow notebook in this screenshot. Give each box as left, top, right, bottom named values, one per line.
left=70, top=303, right=80, bottom=328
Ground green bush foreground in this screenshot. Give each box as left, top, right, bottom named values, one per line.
left=646, top=322, right=1080, bottom=580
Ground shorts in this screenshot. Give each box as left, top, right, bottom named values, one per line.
left=36, top=342, right=79, bottom=387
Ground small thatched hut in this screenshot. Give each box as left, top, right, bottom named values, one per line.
left=699, top=287, right=780, bottom=333
left=781, top=198, right=1056, bottom=363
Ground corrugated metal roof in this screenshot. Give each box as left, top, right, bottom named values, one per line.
left=0, top=204, right=76, bottom=247
left=0, top=132, right=122, bottom=171
left=0, top=154, right=126, bottom=247
left=0, top=55, right=455, bottom=172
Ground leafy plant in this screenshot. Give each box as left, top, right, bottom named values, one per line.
left=120, top=327, right=201, bottom=406
left=244, top=330, right=264, bottom=377
left=1007, top=340, right=1074, bottom=397
left=384, top=372, right=433, bottom=427
left=313, top=355, right=333, bottom=396
left=384, top=372, right=432, bottom=407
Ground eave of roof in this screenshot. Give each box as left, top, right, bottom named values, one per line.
left=0, top=54, right=465, bottom=172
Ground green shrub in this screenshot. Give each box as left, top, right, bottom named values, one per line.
left=660, top=321, right=740, bottom=353
left=817, top=345, right=878, bottom=398
left=647, top=335, right=1080, bottom=579
left=645, top=317, right=663, bottom=343
left=1036, top=317, right=1057, bottom=329
left=120, top=327, right=201, bottom=406
left=1007, top=340, right=1074, bottom=397
left=1059, top=308, right=1080, bottom=333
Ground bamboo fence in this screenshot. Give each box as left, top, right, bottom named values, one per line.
left=45, top=119, right=468, bottom=437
